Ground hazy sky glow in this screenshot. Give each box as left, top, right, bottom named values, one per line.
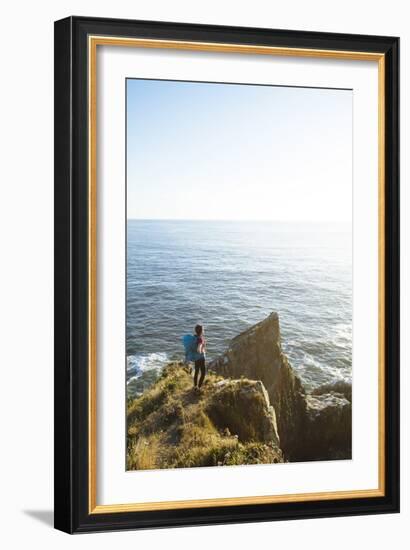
left=127, top=79, right=352, bottom=222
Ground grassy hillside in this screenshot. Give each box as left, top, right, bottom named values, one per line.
left=127, top=362, right=283, bottom=470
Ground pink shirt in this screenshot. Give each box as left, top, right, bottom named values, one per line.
left=197, top=336, right=206, bottom=354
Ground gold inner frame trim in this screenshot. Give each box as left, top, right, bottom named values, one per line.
left=88, top=35, right=386, bottom=514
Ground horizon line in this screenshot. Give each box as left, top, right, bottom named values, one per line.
left=126, top=218, right=351, bottom=224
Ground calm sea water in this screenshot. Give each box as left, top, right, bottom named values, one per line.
left=127, top=220, right=352, bottom=396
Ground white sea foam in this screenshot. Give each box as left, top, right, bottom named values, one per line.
left=126, top=352, right=169, bottom=383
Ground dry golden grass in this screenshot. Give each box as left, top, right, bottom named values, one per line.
left=127, top=362, right=282, bottom=470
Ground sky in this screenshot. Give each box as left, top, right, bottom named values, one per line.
left=126, top=79, right=352, bottom=222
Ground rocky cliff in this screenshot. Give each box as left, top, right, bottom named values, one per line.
left=127, top=312, right=351, bottom=469
left=210, top=312, right=351, bottom=461
left=127, top=363, right=283, bottom=470
left=305, top=382, right=352, bottom=460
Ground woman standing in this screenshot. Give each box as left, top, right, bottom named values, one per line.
left=193, top=324, right=206, bottom=390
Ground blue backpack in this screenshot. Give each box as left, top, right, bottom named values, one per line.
left=182, top=334, right=202, bottom=362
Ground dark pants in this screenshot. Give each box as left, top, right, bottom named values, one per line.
left=194, top=357, right=206, bottom=388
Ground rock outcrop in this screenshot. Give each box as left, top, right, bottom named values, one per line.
left=209, top=313, right=307, bottom=460
left=304, top=384, right=352, bottom=460
left=210, top=312, right=351, bottom=462
left=206, top=379, right=281, bottom=448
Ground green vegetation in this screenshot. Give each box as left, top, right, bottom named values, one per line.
left=127, top=362, right=283, bottom=470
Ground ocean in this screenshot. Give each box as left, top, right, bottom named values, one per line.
left=126, top=220, right=352, bottom=398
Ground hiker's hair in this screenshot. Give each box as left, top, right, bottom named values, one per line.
left=195, top=324, right=203, bottom=336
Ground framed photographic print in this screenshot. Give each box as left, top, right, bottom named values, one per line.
left=54, top=16, right=400, bottom=533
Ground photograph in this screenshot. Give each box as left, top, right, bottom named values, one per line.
left=126, top=78, right=353, bottom=470
left=52, top=14, right=399, bottom=534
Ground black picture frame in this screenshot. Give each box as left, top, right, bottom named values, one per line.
left=54, top=15, right=400, bottom=534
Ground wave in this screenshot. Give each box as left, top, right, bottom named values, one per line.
left=283, top=344, right=351, bottom=391
left=126, top=352, right=170, bottom=383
